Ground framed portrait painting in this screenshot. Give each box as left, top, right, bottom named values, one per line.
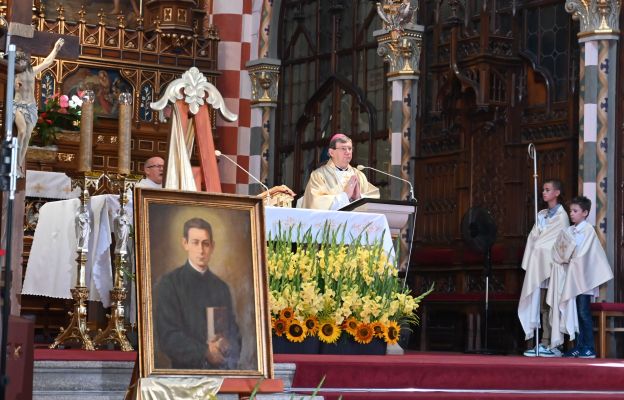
left=134, top=188, right=273, bottom=378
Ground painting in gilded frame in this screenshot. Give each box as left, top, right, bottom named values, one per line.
left=61, top=68, right=132, bottom=118
left=134, top=188, right=273, bottom=378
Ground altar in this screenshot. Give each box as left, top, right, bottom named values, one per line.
left=22, top=195, right=395, bottom=305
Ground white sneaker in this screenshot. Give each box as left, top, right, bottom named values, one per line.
left=538, top=346, right=562, bottom=357
left=523, top=343, right=550, bottom=357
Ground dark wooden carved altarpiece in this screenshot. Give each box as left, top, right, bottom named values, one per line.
left=411, top=0, right=579, bottom=352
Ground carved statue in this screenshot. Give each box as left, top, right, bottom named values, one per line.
left=12, top=39, right=65, bottom=175
left=76, top=207, right=90, bottom=251
left=114, top=212, right=132, bottom=255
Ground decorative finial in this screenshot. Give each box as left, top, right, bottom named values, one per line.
left=117, top=14, right=126, bottom=29
left=98, top=8, right=106, bottom=26
left=56, top=4, right=65, bottom=21
left=78, top=5, right=87, bottom=23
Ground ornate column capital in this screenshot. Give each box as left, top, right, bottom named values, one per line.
left=246, top=58, right=281, bottom=108
left=565, top=0, right=620, bottom=37
left=375, top=27, right=423, bottom=81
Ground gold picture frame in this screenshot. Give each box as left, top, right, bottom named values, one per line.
left=134, top=188, right=273, bottom=378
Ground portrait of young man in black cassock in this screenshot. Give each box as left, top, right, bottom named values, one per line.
left=134, top=190, right=273, bottom=378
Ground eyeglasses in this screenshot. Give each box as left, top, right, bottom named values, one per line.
left=146, top=165, right=164, bottom=169
left=334, top=147, right=352, bottom=152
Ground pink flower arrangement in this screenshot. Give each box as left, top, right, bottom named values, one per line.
left=34, top=93, right=83, bottom=146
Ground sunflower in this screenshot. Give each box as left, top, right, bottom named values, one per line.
left=384, top=321, right=400, bottom=345
left=370, top=321, right=386, bottom=338
left=280, top=307, right=295, bottom=321
left=304, top=315, right=319, bottom=336
left=318, top=320, right=341, bottom=343
left=285, top=319, right=307, bottom=343
left=273, top=318, right=287, bottom=337
left=354, top=323, right=374, bottom=344
left=343, top=316, right=359, bottom=336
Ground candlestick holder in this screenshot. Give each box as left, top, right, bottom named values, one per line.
left=94, top=173, right=141, bottom=351
left=50, top=171, right=104, bottom=350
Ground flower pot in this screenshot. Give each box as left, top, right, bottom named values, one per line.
left=272, top=334, right=321, bottom=354
left=320, top=334, right=387, bottom=355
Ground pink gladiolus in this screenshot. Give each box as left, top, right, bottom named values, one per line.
left=59, top=95, right=69, bottom=108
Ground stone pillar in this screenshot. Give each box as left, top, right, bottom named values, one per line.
left=566, top=0, right=620, bottom=271
left=374, top=0, right=422, bottom=271
left=374, top=0, right=422, bottom=201
left=246, top=59, right=281, bottom=190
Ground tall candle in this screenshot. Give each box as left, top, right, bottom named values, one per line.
left=118, top=92, right=133, bottom=175
left=77, top=90, right=95, bottom=172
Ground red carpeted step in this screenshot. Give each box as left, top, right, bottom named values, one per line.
left=308, top=392, right=624, bottom=400
left=275, top=353, right=624, bottom=393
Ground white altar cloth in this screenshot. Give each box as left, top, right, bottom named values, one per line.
left=25, top=170, right=80, bottom=199
left=265, top=206, right=395, bottom=258
left=23, top=203, right=394, bottom=303
left=22, top=195, right=131, bottom=306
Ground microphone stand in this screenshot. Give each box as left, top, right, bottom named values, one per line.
left=215, top=150, right=271, bottom=205
left=0, top=43, right=18, bottom=400
left=356, top=165, right=416, bottom=202
left=356, top=165, right=416, bottom=288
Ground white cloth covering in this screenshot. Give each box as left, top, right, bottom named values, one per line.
left=265, top=206, right=395, bottom=260
left=25, top=170, right=80, bottom=199
left=22, top=194, right=132, bottom=307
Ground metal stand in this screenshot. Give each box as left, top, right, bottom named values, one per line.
left=93, top=173, right=140, bottom=351
left=528, top=143, right=540, bottom=356
left=50, top=171, right=103, bottom=350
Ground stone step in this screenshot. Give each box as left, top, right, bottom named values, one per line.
left=33, top=360, right=320, bottom=399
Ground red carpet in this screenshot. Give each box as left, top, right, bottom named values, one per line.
left=274, top=353, right=624, bottom=399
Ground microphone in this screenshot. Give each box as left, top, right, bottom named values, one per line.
left=356, top=165, right=416, bottom=202
left=215, top=150, right=271, bottom=203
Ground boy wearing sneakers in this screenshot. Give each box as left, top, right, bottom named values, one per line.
left=549, top=196, right=613, bottom=358
left=518, top=180, right=569, bottom=357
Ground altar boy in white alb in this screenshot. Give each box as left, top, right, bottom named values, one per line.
left=548, top=196, right=613, bottom=358
left=518, top=180, right=569, bottom=357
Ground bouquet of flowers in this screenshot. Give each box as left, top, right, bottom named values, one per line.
left=267, top=223, right=432, bottom=346
left=33, top=93, right=83, bottom=146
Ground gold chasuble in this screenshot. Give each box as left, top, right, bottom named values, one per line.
left=150, top=67, right=238, bottom=192
left=302, top=160, right=380, bottom=210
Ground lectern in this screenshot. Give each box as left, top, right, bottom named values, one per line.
left=340, top=197, right=417, bottom=273
left=340, top=198, right=417, bottom=238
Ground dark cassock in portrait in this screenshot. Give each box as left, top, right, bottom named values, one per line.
left=149, top=208, right=258, bottom=371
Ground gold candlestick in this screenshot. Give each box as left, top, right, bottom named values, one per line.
left=117, top=93, right=132, bottom=175
left=50, top=171, right=104, bottom=350
left=94, top=173, right=141, bottom=351
left=77, top=91, right=95, bottom=172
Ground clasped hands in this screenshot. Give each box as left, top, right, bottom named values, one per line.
left=205, top=334, right=231, bottom=367
left=344, top=175, right=361, bottom=201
